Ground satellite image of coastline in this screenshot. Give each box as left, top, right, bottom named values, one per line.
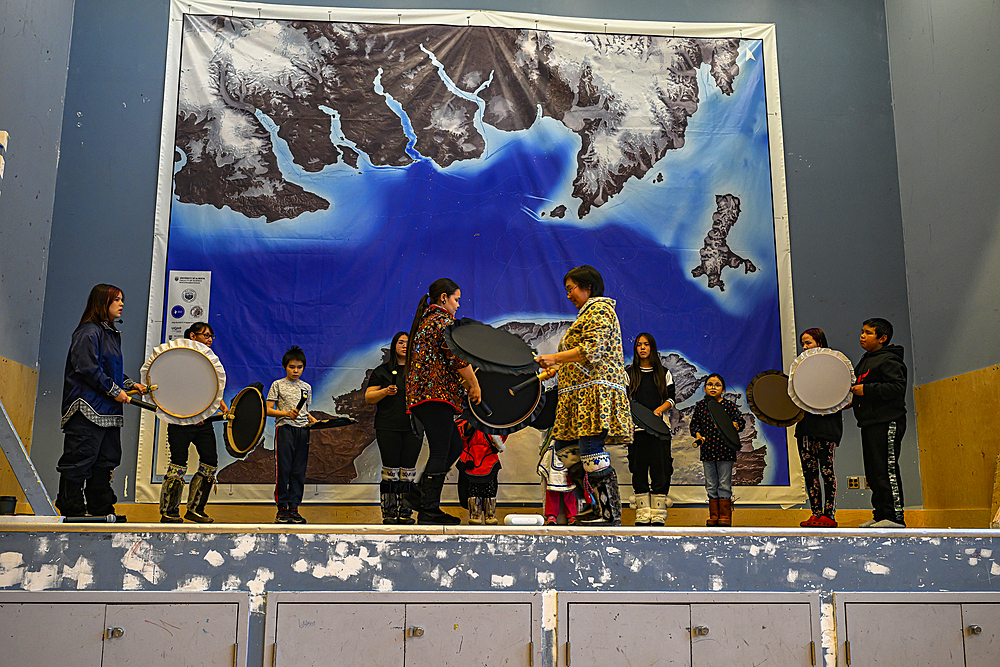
left=161, top=14, right=789, bottom=497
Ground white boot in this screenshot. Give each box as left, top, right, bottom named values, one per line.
left=634, top=493, right=652, bottom=525
left=650, top=494, right=669, bottom=526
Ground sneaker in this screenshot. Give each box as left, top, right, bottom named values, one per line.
left=275, top=509, right=293, bottom=524
left=859, top=518, right=878, bottom=528
left=544, top=516, right=557, bottom=525
left=800, top=515, right=823, bottom=527
left=871, top=519, right=905, bottom=528
left=814, top=515, right=838, bottom=528
left=287, top=508, right=307, bottom=524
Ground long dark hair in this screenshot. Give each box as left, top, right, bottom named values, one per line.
left=405, top=278, right=460, bottom=370
left=387, top=330, right=408, bottom=369
left=79, top=283, right=123, bottom=329
left=627, top=332, right=670, bottom=401
left=800, top=327, right=828, bottom=348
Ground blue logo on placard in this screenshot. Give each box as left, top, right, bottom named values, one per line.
left=171, top=305, right=185, bottom=319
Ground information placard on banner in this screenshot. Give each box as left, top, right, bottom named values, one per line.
left=165, top=271, right=211, bottom=341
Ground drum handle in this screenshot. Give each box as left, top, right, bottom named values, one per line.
left=127, top=397, right=157, bottom=412
left=509, top=368, right=558, bottom=396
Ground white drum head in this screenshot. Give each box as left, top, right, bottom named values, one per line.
left=788, top=348, right=855, bottom=414
left=140, top=339, right=226, bottom=424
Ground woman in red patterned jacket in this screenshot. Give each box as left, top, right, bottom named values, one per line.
left=403, top=278, right=482, bottom=524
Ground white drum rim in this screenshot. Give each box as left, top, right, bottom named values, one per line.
left=787, top=347, right=855, bottom=415
left=140, top=338, right=226, bottom=424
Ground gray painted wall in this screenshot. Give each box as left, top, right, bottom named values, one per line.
left=0, top=0, right=74, bottom=368
left=31, top=0, right=917, bottom=508
left=885, top=0, right=1000, bottom=385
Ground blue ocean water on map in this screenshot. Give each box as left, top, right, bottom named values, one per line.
left=164, top=39, right=789, bottom=484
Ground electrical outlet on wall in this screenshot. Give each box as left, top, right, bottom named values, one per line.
left=847, top=476, right=861, bottom=489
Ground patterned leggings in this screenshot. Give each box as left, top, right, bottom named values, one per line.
left=797, top=437, right=837, bottom=517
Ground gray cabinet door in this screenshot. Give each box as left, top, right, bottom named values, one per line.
left=403, top=603, right=532, bottom=667
left=101, top=603, right=239, bottom=667
left=689, top=603, right=813, bottom=667
left=844, top=603, right=965, bottom=667
left=272, top=603, right=405, bottom=667
left=0, top=603, right=105, bottom=667
left=961, top=603, right=1000, bottom=667
left=565, top=602, right=691, bottom=666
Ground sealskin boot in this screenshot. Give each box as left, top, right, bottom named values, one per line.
left=650, top=494, right=669, bottom=526
left=394, top=481, right=415, bottom=525
left=416, top=471, right=461, bottom=525
left=468, top=496, right=484, bottom=525
left=184, top=472, right=215, bottom=523
left=717, top=498, right=733, bottom=527
left=578, top=468, right=622, bottom=527
left=634, top=492, right=652, bottom=525
left=380, top=480, right=396, bottom=525
left=483, top=498, right=498, bottom=525
left=706, top=498, right=720, bottom=527
left=159, top=477, right=185, bottom=523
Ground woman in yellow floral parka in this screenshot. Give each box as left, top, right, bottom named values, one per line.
left=536, top=265, right=632, bottom=526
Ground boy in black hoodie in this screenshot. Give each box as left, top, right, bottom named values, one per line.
left=849, top=318, right=908, bottom=528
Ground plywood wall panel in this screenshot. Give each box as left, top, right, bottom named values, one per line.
left=0, top=355, right=39, bottom=506
left=915, top=364, right=1000, bottom=510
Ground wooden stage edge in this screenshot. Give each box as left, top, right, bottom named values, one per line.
left=3, top=505, right=995, bottom=531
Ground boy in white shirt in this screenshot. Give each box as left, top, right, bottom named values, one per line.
left=266, top=345, right=318, bottom=523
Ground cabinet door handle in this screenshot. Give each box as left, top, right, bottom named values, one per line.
left=967, top=624, right=983, bottom=635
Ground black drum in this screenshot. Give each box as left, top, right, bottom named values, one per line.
left=222, top=385, right=266, bottom=459
left=464, top=370, right=548, bottom=435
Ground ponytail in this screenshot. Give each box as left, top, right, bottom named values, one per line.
left=405, top=278, right=461, bottom=372
left=405, top=293, right=430, bottom=371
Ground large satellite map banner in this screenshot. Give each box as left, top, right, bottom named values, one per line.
left=136, top=1, right=801, bottom=505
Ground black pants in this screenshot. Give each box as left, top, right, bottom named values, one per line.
left=57, top=413, right=122, bottom=483
left=410, top=402, right=462, bottom=475
left=274, top=424, right=310, bottom=508
left=167, top=423, right=218, bottom=467
left=860, top=419, right=906, bottom=523
left=628, top=430, right=673, bottom=495
left=376, top=429, right=422, bottom=469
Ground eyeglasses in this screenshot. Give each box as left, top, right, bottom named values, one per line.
left=195, top=332, right=216, bottom=340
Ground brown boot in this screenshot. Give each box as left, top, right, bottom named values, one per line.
left=706, top=498, right=720, bottom=526
left=718, top=498, right=733, bottom=527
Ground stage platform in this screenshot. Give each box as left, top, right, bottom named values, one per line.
left=1, top=514, right=998, bottom=667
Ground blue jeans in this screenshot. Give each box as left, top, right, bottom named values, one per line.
left=703, top=460, right=733, bottom=499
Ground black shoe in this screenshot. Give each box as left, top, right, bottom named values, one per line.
left=55, top=477, right=87, bottom=517
left=85, top=468, right=118, bottom=516
left=401, top=485, right=421, bottom=512
left=288, top=508, right=307, bottom=524
left=416, top=471, right=461, bottom=525
left=417, top=508, right=462, bottom=525
left=275, top=508, right=294, bottom=524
